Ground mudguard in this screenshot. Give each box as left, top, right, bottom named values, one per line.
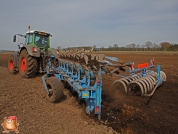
left=20, top=45, right=41, bottom=57
left=47, top=48, right=59, bottom=59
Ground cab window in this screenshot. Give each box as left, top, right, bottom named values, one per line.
left=25, top=34, right=33, bottom=44
left=35, top=34, right=49, bottom=47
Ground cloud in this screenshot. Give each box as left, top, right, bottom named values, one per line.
left=0, top=0, right=178, bottom=50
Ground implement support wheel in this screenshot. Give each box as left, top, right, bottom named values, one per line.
left=46, top=77, right=64, bottom=103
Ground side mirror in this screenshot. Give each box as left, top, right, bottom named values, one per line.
left=13, top=35, right=16, bottom=42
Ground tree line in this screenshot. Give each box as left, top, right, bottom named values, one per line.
left=57, top=41, right=178, bottom=51
left=95, top=41, right=178, bottom=51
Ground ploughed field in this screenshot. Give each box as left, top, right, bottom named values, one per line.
left=0, top=52, right=178, bottom=134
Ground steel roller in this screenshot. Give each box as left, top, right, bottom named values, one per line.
left=128, top=75, right=157, bottom=96
left=113, top=74, right=157, bottom=96
left=112, top=74, right=142, bottom=93
left=160, top=71, right=166, bottom=81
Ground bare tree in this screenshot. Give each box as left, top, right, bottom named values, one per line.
left=126, top=44, right=131, bottom=48
left=113, top=44, right=118, bottom=51
left=101, top=46, right=104, bottom=51
left=57, top=46, right=62, bottom=50
left=141, top=44, right=145, bottom=51
left=152, top=43, right=158, bottom=51
left=136, top=44, right=140, bottom=51
left=108, top=46, right=112, bottom=51
left=126, top=43, right=136, bottom=50
left=145, top=41, right=152, bottom=50
left=130, top=43, right=136, bottom=50
left=93, top=45, right=96, bottom=49
left=126, top=44, right=131, bottom=51
left=130, top=43, right=136, bottom=48
left=113, top=44, right=118, bottom=48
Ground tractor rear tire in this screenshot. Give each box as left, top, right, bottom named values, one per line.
left=19, top=49, right=38, bottom=78
left=46, top=77, right=64, bottom=103
left=8, top=55, right=17, bottom=74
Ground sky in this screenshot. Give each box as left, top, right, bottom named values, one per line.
left=0, top=0, right=178, bottom=50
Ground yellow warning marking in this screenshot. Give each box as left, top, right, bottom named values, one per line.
left=83, top=93, right=88, bottom=97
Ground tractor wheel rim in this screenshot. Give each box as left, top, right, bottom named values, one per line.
left=20, top=57, right=26, bottom=72
left=47, top=84, right=53, bottom=97
left=9, top=60, right=14, bottom=70
left=49, top=88, right=53, bottom=96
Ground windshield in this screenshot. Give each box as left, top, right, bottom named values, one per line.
left=35, top=34, right=49, bottom=47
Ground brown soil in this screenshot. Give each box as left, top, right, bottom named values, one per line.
left=0, top=53, right=178, bottom=134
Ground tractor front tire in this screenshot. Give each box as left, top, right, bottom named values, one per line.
left=19, top=49, right=38, bottom=78
left=46, top=77, right=64, bottom=103
left=8, top=55, right=17, bottom=74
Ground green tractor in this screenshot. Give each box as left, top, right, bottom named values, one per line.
left=8, top=27, right=59, bottom=78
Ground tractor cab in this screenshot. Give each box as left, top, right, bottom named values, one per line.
left=25, top=30, right=52, bottom=49
left=13, top=30, right=52, bottom=49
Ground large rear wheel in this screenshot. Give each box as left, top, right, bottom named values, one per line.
left=7, top=55, right=17, bottom=74
left=19, top=49, right=38, bottom=78
left=46, top=77, right=64, bottom=103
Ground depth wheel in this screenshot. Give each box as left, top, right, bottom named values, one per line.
left=46, top=77, right=64, bottom=103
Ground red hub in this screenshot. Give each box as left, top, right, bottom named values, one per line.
left=9, top=60, right=14, bottom=70
left=20, top=57, right=26, bottom=72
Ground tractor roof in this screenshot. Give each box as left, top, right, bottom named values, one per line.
left=26, top=30, right=52, bottom=36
